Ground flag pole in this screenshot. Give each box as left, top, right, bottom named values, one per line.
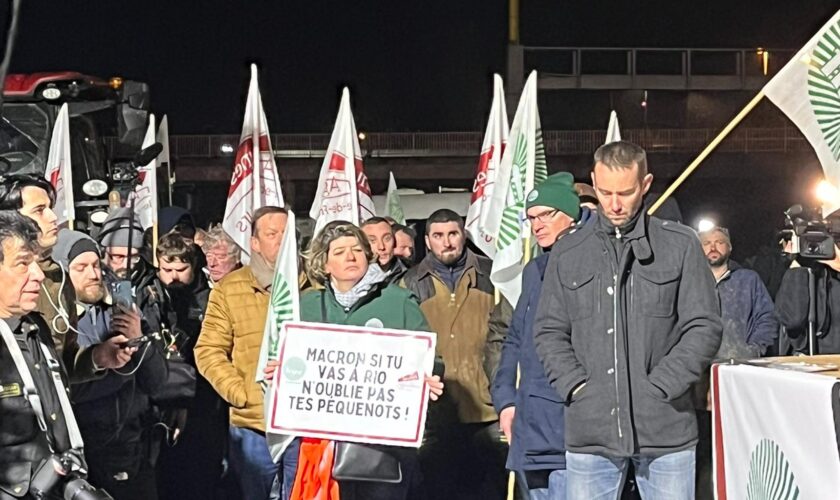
left=152, top=221, right=159, bottom=267
left=647, top=91, right=765, bottom=215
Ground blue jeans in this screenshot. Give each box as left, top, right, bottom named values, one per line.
left=277, top=438, right=301, bottom=500
left=566, top=448, right=695, bottom=500
left=528, top=469, right=566, bottom=500
left=228, top=426, right=279, bottom=500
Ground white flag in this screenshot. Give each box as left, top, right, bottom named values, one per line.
left=309, top=88, right=375, bottom=233
left=763, top=9, right=840, bottom=214
left=484, top=71, right=547, bottom=306
left=713, top=363, right=840, bottom=500
left=223, top=64, right=285, bottom=263
left=605, top=110, right=622, bottom=144
left=258, top=210, right=300, bottom=458
left=44, top=103, right=74, bottom=226
left=157, top=115, right=172, bottom=206
left=129, top=114, right=159, bottom=230
left=466, top=74, right=508, bottom=258
left=385, top=172, right=406, bottom=225
left=256, top=210, right=301, bottom=382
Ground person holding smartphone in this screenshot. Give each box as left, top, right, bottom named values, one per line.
left=53, top=229, right=168, bottom=500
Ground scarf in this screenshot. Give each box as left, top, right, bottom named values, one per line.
left=331, top=264, right=387, bottom=309
left=290, top=438, right=341, bottom=500
left=249, top=252, right=276, bottom=290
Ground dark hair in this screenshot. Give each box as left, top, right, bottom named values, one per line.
left=0, top=210, right=42, bottom=262
left=394, top=224, right=416, bottom=239
left=251, top=206, right=288, bottom=236
left=156, top=232, right=197, bottom=264
left=425, top=209, right=464, bottom=235
left=0, top=174, right=56, bottom=211
left=592, top=141, right=648, bottom=178
left=361, top=217, right=394, bottom=232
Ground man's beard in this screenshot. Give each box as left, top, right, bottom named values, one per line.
left=77, top=283, right=105, bottom=304
left=707, top=254, right=729, bottom=267
left=435, top=249, right=461, bottom=265
left=165, top=280, right=189, bottom=291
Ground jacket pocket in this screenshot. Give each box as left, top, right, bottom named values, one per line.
left=0, top=396, right=39, bottom=447
left=522, top=387, right=566, bottom=458
left=635, top=267, right=680, bottom=317
left=560, top=272, right=597, bottom=320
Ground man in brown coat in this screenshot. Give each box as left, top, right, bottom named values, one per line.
left=401, top=209, right=507, bottom=500
left=195, top=206, right=291, bottom=500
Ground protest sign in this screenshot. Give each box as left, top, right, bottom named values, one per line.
left=266, top=321, right=436, bottom=448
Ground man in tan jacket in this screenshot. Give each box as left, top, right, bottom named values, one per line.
left=195, top=206, right=289, bottom=500
left=401, top=209, right=507, bottom=500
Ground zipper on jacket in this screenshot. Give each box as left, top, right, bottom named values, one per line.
left=612, top=226, right=623, bottom=440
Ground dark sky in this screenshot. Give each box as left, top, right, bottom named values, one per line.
left=6, top=0, right=839, bottom=133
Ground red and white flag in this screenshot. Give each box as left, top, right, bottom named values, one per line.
left=223, top=64, right=285, bottom=262
left=465, top=74, right=508, bottom=258
left=309, top=87, right=375, bottom=232
left=129, top=114, right=159, bottom=230
left=44, top=103, right=74, bottom=227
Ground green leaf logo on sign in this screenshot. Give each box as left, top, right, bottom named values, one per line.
left=808, top=23, right=840, bottom=162
left=269, top=274, right=294, bottom=358
left=746, top=438, right=800, bottom=500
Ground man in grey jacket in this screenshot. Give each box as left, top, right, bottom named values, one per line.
left=533, top=141, right=722, bottom=499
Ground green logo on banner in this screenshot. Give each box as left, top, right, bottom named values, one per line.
left=268, top=273, right=294, bottom=358
left=746, top=438, right=800, bottom=500
left=283, top=357, right=306, bottom=381
left=808, top=21, right=840, bottom=162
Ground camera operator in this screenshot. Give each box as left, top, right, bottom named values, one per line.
left=55, top=229, right=168, bottom=499
left=775, top=239, right=840, bottom=355
left=0, top=211, right=111, bottom=500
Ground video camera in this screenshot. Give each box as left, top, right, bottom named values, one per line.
left=30, top=451, right=113, bottom=500
left=780, top=204, right=840, bottom=261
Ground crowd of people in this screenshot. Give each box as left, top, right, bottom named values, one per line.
left=1, top=140, right=836, bottom=500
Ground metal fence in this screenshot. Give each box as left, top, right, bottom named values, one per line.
left=105, top=126, right=812, bottom=159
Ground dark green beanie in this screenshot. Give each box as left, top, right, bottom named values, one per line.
left=525, top=172, right=580, bottom=221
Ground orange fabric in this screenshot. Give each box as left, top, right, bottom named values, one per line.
left=290, top=438, right=341, bottom=500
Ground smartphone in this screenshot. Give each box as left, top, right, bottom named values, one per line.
left=118, top=335, right=151, bottom=349
left=109, top=280, right=134, bottom=311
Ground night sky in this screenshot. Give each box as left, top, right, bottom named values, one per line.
left=6, top=1, right=838, bottom=133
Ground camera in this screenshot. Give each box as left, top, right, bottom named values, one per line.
left=780, top=204, right=840, bottom=261
left=29, top=452, right=113, bottom=500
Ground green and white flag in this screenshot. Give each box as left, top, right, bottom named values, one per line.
left=605, top=110, right=622, bottom=144
left=483, top=71, right=547, bottom=306
left=256, top=210, right=300, bottom=383
left=763, top=9, right=840, bottom=214
left=386, top=171, right=406, bottom=225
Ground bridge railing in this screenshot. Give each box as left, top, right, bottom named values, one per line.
left=105, top=126, right=811, bottom=159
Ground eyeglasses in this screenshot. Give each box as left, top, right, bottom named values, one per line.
left=106, top=252, right=141, bottom=266
left=526, top=209, right=559, bottom=224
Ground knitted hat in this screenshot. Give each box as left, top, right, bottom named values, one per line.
left=53, top=229, right=100, bottom=270
left=526, top=172, right=581, bottom=221
left=98, top=207, right=144, bottom=249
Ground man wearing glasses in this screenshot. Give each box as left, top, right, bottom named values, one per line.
left=491, top=172, right=593, bottom=499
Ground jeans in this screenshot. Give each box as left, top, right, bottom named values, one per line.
left=276, top=438, right=301, bottom=500
left=228, top=426, right=278, bottom=500
left=566, top=448, right=695, bottom=500
left=527, top=470, right=567, bottom=500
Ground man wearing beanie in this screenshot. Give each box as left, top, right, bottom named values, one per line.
left=52, top=230, right=136, bottom=377
left=98, top=207, right=167, bottom=338
left=56, top=229, right=168, bottom=499
left=490, top=172, right=592, bottom=499
left=533, top=142, right=721, bottom=498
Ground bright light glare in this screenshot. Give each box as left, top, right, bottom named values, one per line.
left=816, top=180, right=839, bottom=205
left=220, top=143, right=235, bottom=154
left=697, top=218, right=716, bottom=233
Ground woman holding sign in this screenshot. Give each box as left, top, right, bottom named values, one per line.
left=265, top=221, right=443, bottom=500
